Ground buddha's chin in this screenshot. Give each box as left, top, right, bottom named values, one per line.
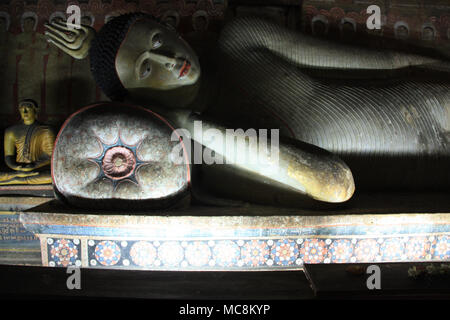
left=128, top=79, right=201, bottom=110
left=171, top=70, right=201, bottom=87
left=178, top=76, right=198, bottom=87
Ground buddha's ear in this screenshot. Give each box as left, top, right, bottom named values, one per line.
left=33, top=106, right=40, bottom=119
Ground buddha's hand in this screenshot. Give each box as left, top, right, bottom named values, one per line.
left=15, top=171, right=39, bottom=178
left=14, top=164, right=36, bottom=172
left=17, top=160, right=50, bottom=172
left=44, top=19, right=96, bottom=59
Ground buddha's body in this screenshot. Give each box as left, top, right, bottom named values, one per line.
left=45, top=15, right=450, bottom=206
left=0, top=100, right=54, bottom=185
left=204, top=18, right=450, bottom=191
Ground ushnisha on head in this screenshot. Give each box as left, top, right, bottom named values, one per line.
left=21, top=12, right=38, bottom=33
left=45, top=13, right=201, bottom=104
left=18, top=99, right=39, bottom=125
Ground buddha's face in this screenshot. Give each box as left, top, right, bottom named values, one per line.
left=23, top=17, right=35, bottom=33
left=342, top=22, right=355, bottom=35
left=396, top=26, right=409, bottom=39
left=19, top=103, right=37, bottom=125
left=313, top=21, right=327, bottom=36
left=422, top=27, right=434, bottom=41
left=193, top=15, right=207, bottom=32
left=115, top=18, right=200, bottom=94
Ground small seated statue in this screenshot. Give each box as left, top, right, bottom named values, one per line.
left=0, top=99, right=55, bottom=185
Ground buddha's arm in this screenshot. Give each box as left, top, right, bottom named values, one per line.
left=4, top=128, right=54, bottom=172
left=4, top=131, right=35, bottom=172
left=12, top=39, right=25, bottom=55
left=25, top=156, right=50, bottom=171
left=171, top=110, right=354, bottom=203
left=30, top=156, right=51, bottom=170
left=220, top=17, right=448, bottom=76
left=3, top=130, right=21, bottom=171
left=27, top=128, right=55, bottom=170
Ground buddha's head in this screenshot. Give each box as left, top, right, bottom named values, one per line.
left=396, top=25, right=409, bottom=39
left=313, top=20, right=327, bottom=36
left=192, top=11, right=208, bottom=32
left=341, top=21, right=356, bottom=40
left=422, top=26, right=434, bottom=41
left=89, top=13, right=200, bottom=107
left=18, top=99, right=39, bottom=125
left=161, top=11, right=179, bottom=31
left=23, top=16, right=36, bottom=33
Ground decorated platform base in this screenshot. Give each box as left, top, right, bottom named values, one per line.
left=11, top=192, right=450, bottom=271
left=0, top=185, right=54, bottom=198
left=0, top=196, right=52, bottom=211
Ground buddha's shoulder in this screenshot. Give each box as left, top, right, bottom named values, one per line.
left=35, top=124, right=55, bottom=135
left=35, top=123, right=53, bottom=130
left=4, top=123, right=54, bottom=136
left=4, top=124, right=24, bottom=136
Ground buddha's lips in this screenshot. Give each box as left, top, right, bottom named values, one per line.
left=179, top=60, right=191, bottom=78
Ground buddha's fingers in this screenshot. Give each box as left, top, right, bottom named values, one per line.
left=45, top=28, right=88, bottom=50
left=44, top=23, right=76, bottom=43
left=51, top=20, right=96, bottom=42
left=0, top=171, right=39, bottom=182
left=51, top=19, right=82, bottom=35
left=62, top=33, right=87, bottom=50
left=47, top=38, right=88, bottom=60
left=45, top=20, right=95, bottom=60
left=15, top=172, right=39, bottom=178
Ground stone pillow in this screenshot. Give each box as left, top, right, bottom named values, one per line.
left=52, top=102, right=190, bottom=210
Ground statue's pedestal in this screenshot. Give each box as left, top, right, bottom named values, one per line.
left=3, top=191, right=447, bottom=271
left=0, top=184, right=53, bottom=197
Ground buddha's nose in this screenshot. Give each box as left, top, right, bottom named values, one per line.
left=146, top=52, right=185, bottom=71
left=147, top=52, right=177, bottom=66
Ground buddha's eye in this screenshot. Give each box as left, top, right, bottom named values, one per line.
left=151, top=33, right=162, bottom=49
left=139, top=58, right=152, bottom=79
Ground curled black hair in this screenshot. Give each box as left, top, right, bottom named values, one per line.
left=89, top=13, right=147, bottom=101
left=19, top=98, right=39, bottom=110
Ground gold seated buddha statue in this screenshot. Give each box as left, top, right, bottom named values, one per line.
left=0, top=99, right=54, bottom=185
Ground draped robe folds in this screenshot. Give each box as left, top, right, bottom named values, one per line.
left=209, top=17, right=450, bottom=190
left=0, top=124, right=54, bottom=185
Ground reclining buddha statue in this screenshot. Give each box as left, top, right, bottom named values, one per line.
left=44, top=13, right=449, bottom=209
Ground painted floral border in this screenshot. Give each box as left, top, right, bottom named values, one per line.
left=42, top=234, right=450, bottom=270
